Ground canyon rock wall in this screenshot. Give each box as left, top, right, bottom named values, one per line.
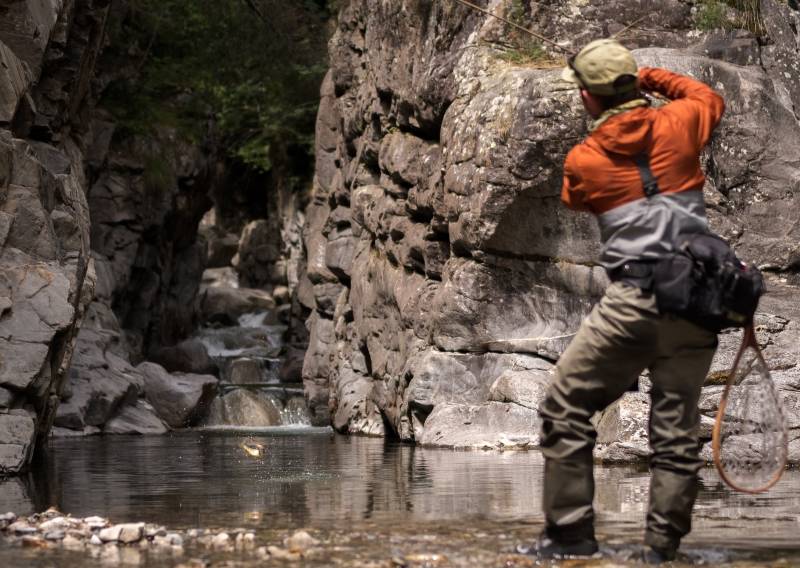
left=0, top=0, right=109, bottom=473
left=305, top=0, right=800, bottom=458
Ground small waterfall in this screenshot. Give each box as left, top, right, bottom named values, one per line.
left=193, top=271, right=311, bottom=429
left=203, top=387, right=311, bottom=428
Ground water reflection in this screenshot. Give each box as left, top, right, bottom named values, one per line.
left=1, top=430, right=799, bottom=548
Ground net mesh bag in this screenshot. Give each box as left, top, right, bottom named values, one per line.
left=714, top=344, right=788, bottom=493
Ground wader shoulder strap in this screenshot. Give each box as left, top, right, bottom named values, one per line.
left=633, top=152, right=660, bottom=198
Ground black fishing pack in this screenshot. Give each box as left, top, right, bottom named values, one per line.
left=653, top=232, right=765, bottom=332
left=628, top=150, right=764, bottom=332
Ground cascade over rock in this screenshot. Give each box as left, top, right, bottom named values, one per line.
left=304, top=0, right=800, bottom=454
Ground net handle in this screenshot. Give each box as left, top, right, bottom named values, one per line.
left=711, top=323, right=786, bottom=494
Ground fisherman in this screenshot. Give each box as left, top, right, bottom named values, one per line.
left=527, top=39, right=725, bottom=563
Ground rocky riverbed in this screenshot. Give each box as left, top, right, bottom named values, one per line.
left=2, top=509, right=799, bottom=567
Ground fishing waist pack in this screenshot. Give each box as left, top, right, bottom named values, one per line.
left=626, top=150, right=764, bottom=332
left=653, top=232, right=765, bottom=332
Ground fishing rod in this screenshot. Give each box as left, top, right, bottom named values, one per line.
left=449, top=0, right=575, bottom=54
left=450, top=0, right=651, bottom=54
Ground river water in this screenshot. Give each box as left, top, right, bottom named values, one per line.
left=2, top=429, right=799, bottom=566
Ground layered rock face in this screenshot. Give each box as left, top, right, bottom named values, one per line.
left=0, top=1, right=233, bottom=467
left=0, top=0, right=113, bottom=473
left=305, top=0, right=800, bottom=458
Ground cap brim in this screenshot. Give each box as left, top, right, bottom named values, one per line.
left=560, top=66, right=580, bottom=86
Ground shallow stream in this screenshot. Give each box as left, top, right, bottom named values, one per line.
left=2, top=430, right=799, bottom=566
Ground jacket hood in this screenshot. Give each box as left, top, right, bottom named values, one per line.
left=591, top=107, right=654, bottom=156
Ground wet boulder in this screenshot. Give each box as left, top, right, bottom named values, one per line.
left=103, top=400, right=169, bottom=435
left=223, top=358, right=264, bottom=385
left=594, top=392, right=651, bottom=463
left=137, top=362, right=218, bottom=428
left=488, top=367, right=554, bottom=411
left=301, top=312, right=335, bottom=426
left=331, top=364, right=383, bottom=436
left=202, top=389, right=281, bottom=427
left=200, top=285, right=276, bottom=326
left=54, top=371, right=140, bottom=431
left=149, top=339, right=217, bottom=376
left=419, top=402, right=541, bottom=450
left=201, top=227, right=240, bottom=269
left=56, top=319, right=144, bottom=430
left=233, top=219, right=285, bottom=289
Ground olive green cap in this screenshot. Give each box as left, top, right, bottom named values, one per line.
left=560, top=38, right=638, bottom=96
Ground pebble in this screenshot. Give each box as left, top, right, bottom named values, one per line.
left=186, top=528, right=202, bottom=539
left=236, top=531, right=255, bottom=549
left=176, top=560, right=208, bottom=568
left=99, top=525, right=123, bottom=542
left=153, top=535, right=172, bottom=548
left=39, top=517, right=69, bottom=531
left=118, top=522, right=144, bottom=544
left=84, top=516, right=108, bottom=529
left=0, top=510, right=246, bottom=562
left=403, top=553, right=449, bottom=565
left=8, top=521, right=38, bottom=535
left=67, top=527, right=91, bottom=539
left=211, top=532, right=232, bottom=551
left=0, top=512, right=17, bottom=523
left=285, top=529, right=320, bottom=552
left=268, top=544, right=301, bottom=561
left=43, top=530, right=66, bottom=541
left=145, top=524, right=167, bottom=538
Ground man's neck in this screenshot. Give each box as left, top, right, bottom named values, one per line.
left=590, top=98, right=649, bottom=131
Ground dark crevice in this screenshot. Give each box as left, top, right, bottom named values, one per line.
left=379, top=409, right=401, bottom=441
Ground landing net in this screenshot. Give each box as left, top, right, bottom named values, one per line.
left=712, top=331, right=788, bottom=494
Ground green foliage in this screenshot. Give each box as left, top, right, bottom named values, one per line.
left=101, top=0, right=334, bottom=173
left=694, top=0, right=765, bottom=34
left=497, top=42, right=548, bottom=65
left=695, top=0, right=728, bottom=30
left=142, top=152, right=173, bottom=195
left=498, top=0, right=549, bottom=65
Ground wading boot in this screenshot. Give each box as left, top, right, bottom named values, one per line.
left=641, top=545, right=676, bottom=564
left=516, top=534, right=599, bottom=559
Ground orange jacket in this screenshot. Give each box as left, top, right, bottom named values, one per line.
left=561, top=67, right=725, bottom=214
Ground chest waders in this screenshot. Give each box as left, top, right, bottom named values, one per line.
left=535, top=151, right=718, bottom=558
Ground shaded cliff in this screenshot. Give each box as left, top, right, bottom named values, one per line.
left=0, top=0, right=335, bottom=473
left=0, top=0, right=109, bottom=473
left=304, top=0, right=800, bottom=459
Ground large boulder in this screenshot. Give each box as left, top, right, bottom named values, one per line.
left=202, top=389, right=282, bottom=427
left=137, top=362, right=218, bottom=428
left=488, top=367, right=554, bottom=411
left=54, top=370, right=140, bottom=430
left=594, top=392, right=651, bottom=463
left=199, top=285, right=276, bottom=326
left=419, top=402, right=541, bottom=450
left=103, top=400, right=169, bottom=435
left=149, top=339, right=217, bottom=376
left=56, top=305, right=144, bottom=431
left=0, top=410, right=36, bottom=475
